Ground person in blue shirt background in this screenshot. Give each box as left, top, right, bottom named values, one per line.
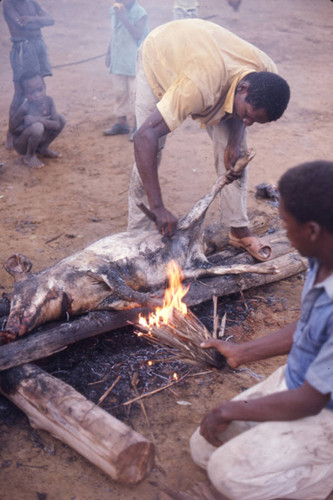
left=190, top=160, right=333, bottom=500
left=103, top=0, right=148, bottom=140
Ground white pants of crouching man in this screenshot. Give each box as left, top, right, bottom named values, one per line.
left=110, top=73, right=135, bottom=119
left=127, top=47, right=249, bottom=232
left=190, top=365, right=333, bottom=500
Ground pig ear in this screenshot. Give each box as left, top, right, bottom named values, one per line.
left=3, top=254, right=32, bottom=280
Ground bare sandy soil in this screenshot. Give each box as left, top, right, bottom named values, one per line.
left=0, top=0, right=332, bottom=499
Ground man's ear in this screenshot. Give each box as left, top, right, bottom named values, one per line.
left=308, top=221, right=321, bottom=242
left=236, top=81, right=250, bottom=94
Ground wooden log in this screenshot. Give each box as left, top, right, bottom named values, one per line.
left=184, top=250, right=307, bottom=306
left=0, top=363, right=155, bottom=484
left=0, top=232, right=306, bottom=372
left=0, top=308, right=148, bottom=371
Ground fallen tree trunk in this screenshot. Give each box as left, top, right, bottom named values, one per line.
left=0, top=363, right=155, bottom=484
left=0, top=308, right=148, bottom=371
left=0, top=232, right=306, bottom=372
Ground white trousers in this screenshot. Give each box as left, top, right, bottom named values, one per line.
left=190, top=365, right=333, bottom=500
left=127, top=49, right=249, bottom=232
left=110, top=73, right=135, bottom=119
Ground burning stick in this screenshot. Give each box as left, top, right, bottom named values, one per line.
left=135, top=261, right=225, bottom=370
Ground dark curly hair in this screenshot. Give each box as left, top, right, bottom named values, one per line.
left=243, top=72, right=290, bottom=121
left=278, top=160, right=333, bottom=233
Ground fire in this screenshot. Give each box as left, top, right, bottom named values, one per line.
left=139, top=260, right=189, bottom=328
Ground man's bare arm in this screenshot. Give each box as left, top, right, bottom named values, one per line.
left=4, top=0, right=54, bottom=31
left=224, top=116, right=247, bottom=181
left=202, top=320, right=297, bottom=369
left=133, top=108, right=178, bottom=236
left=9, top=102, right=28, bottom=133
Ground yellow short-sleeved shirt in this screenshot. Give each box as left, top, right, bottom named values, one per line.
left=142, top=19, right=278, bottom=131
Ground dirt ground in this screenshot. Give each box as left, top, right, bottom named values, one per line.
left=0, top=0, right=332, bottom=499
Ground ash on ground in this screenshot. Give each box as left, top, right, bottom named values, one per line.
left=0, top=292, right=281, bottom=424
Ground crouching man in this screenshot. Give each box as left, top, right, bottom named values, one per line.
left=190, top=160, right=333, bottom=500
left=10, top=71, right=65, bottom=169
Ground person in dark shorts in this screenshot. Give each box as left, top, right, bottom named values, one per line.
left=3, top=0, right=54, bottom=148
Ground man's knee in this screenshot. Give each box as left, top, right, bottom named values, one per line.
left=190, top=427, right=217, bottom=470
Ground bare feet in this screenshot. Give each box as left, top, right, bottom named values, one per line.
left=38, top=148, right=62, bottom=158
left=22, top=155, right=45, bottom=169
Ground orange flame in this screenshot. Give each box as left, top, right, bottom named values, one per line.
left=139, top=260, right=189, bottom=328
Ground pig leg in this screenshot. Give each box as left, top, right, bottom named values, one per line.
left=177, top=150, right=255, bottom=232
left=183, top=261, right=279, bottom=280
left=91, top=270, right=162, bottom=308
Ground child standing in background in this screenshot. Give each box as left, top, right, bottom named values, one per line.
left=103, top=0, right=148, bottom=139
left=172, top=0, right=199, bottom=20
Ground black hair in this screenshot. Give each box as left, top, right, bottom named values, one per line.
left=19, top=71, right=43, bottom=91
left=243, top=72, right=290, bottom=121
left=278, top=160, right=333, bottom=233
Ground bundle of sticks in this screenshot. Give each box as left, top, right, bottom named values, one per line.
left=135, top=308, right=225, bottom=370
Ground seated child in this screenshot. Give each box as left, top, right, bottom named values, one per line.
left=10, top=71, right=65, bottom=168
left=190, top=160, right=333, bottom=500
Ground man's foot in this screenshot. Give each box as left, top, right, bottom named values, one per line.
left=38, top=148, right=62, bottom=158
left=103, top=122, right=130, bottom=136
left=22, top=155, right=45, bottom=169
left=229, top=227, right=272, bottom=262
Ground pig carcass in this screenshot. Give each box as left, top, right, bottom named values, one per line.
left=2, top=151, right=277, bottom=340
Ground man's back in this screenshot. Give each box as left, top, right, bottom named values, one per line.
left=142, top=19, right=277, bottom=130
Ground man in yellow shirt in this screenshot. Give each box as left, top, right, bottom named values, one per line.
left=127, top=19, right=290, bottom=261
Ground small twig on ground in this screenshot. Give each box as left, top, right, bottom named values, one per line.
left=122, top=372, right=190, bottom=406
left=218, top=313, right=227, bottom=338
left=45, top=233, right=63, bottom=245
left=130, top=372, right=162, bottom=463
left=88, top=371, right=110, bottom=386
left=97, top=375, right=121, bottom=405
left=213, top=295, right=218, bottom=338
left=239, top=290, right=249, bottom=312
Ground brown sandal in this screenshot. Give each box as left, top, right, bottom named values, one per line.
left=228, top=232, right=272, bottom=262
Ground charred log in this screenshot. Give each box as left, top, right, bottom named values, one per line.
left=0, top=363, right=155, bottom=484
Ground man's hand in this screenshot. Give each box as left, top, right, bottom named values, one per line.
left=224, top=144, right=244, bottom=183
left=17, top=15, right=32, bottom=27
left=200, top=404, right=231, bottom=446
left=114, top=2, right=127, bottom=23
left=201, top=339, right=241, bottom=369
left=151, top=206, right=178, bottom=237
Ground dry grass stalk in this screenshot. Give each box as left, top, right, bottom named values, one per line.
left=136, top=308, right=225, bottom=370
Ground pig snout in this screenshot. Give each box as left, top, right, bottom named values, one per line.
left=4, top=282, right=71, bottom=341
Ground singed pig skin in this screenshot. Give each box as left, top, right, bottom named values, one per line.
left=3, top=229, right=197, bottom=338
left=3, top=151, right=273, bottom=340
